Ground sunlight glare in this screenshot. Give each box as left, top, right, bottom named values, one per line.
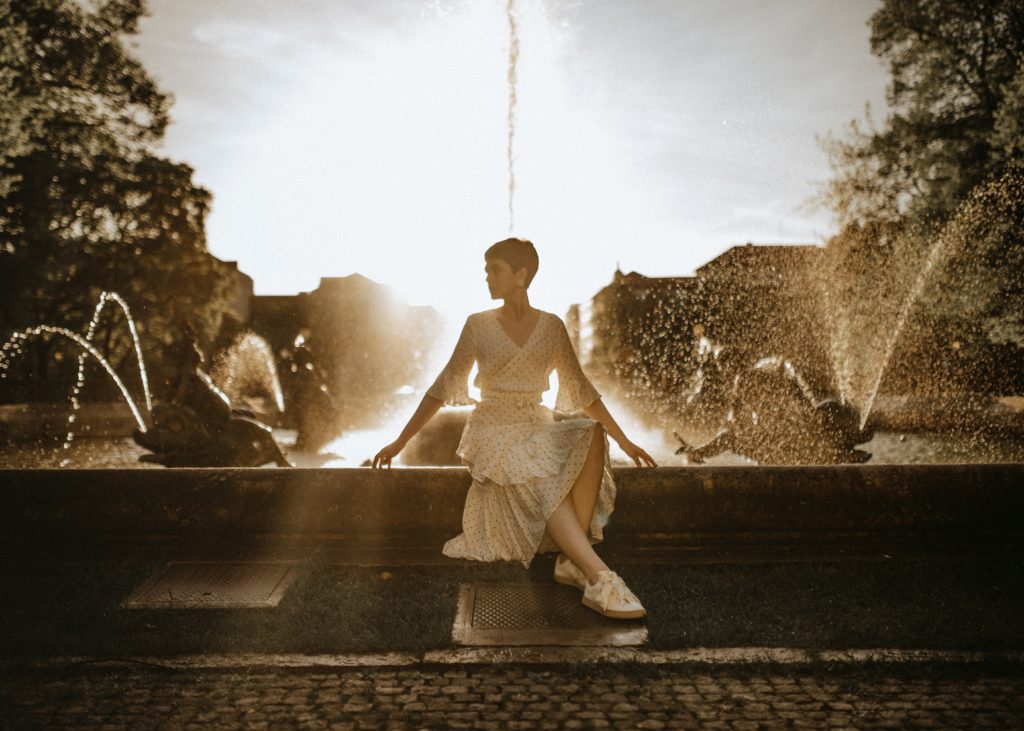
left=204, top=0, right=657, bottom=326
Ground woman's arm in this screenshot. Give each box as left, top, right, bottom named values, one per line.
left=582, top=398, right=657, bottom=467
left=552, top=316, right=656, bottom=467
left=372, top=393, right=444, bottom=468
left=373, top=316, right=476, bottom=469
left=398, top=393, right=445, bottom=445
left=581, top=398, right=627, bottom=446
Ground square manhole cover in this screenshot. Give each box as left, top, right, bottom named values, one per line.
left=122, top=561, right=299, bottom=609
left=453, top=583, right=647, bottom=647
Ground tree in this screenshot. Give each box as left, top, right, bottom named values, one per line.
left=820, top=0, right=1024, bottom=229
left=817, top=0, right=1024, bottom=402
left=0, top=0, right=236, bottom=402
left=992, top=60, right=1024, bottom=167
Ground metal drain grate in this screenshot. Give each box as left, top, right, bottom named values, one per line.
left=452, top=583, right=647, bottom=646
left=122, top=561, right=299, bottom=609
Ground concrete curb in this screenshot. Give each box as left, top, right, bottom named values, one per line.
left=3, top=465, right=1024, bottom=551
left=6, top=647, right=1024, bottom=672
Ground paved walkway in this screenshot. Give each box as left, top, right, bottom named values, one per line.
left=4, top=662, right=1023, bottom=729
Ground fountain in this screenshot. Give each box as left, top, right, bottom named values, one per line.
left=63, top=291, right=152, bottom=456
left=578, top=168, right=1024, bottom=464
left=0, top=293, right=290, bottom=467
left=209, top=331, right=286, bottom=422
left=130, top=323, right=290, bottom=467
left=1, top=290, right=153, bottom=462
left=820, top=165, right=1024, bottom=432
left=281, top=328, right=341, bottom=455
left=674, top=354, right=872, bottom=465
left=1, top=325, right=149, bottom=434
left=1, top=6, right=1019, bottom=470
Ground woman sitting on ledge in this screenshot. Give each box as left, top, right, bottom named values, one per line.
left=373, top=238, right=657, bottom=620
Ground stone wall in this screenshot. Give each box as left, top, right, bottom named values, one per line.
left=1, top=465, right=1021, bottom=554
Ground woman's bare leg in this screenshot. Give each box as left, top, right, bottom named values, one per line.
left=546, top=499, right=609, bottom=585
left=570, top=423, right=606, bottom=533
left=545, top=424, right=610, bottom=585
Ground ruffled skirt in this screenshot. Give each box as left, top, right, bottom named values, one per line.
left=441, top=394, right=616, bottom=569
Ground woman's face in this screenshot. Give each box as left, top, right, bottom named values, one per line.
left=485, top=257, right=525, bottom=299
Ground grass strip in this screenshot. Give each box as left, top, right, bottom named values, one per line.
left=1, top=556, right=1021, bottom=657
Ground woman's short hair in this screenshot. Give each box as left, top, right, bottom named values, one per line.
left=485, top=237, right=539, bottom=287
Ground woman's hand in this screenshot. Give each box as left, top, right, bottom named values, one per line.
left=583, top=400, right=657, bottom=468
left=372, top=440, right=405, bottom=469
left=617, top=438, right=657, bottom=468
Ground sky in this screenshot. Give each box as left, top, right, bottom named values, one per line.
left=131, top=0, right=890, bottom=322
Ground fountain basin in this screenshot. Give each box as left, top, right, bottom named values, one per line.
left=0, top=402, right=138, bottom=441
left=867, top=394, right=1024, bottom=433
left=2, top=465, right=1021, bottom=557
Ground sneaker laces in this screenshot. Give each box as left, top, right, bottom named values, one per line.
left=594, top=572, right=636, bottom=611
left=558, top=555, right=583, bottom=577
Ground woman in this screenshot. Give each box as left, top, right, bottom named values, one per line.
left=372, top=238, right=656, bottom=619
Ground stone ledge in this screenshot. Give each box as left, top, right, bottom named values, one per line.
left=0, top=465, right=1021, bottom=550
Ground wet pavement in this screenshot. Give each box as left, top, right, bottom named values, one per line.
left=4, top=662, right=1023, bottom=729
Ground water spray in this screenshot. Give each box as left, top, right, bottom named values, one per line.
left=858, top=227, right=959, bottom=429
left=0, top=326, right=148, bottom=433
left=211, top=332, right=286, bottom=414
left=506, top=0, right=519, bottom=232
left=60, top=292, right=153, bottom=454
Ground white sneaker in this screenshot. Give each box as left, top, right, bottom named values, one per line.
left=553, top=553, right=587, bottom=590
left=581, top=570, right=646, bottom=619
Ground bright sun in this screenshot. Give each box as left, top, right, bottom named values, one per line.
left=202, top=1, right=653, bottom=324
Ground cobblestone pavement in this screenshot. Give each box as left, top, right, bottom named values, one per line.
left=3, top=663, right=1023, bottom=730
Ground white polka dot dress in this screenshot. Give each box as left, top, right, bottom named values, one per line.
left=425, top=309, right=616, bottom=569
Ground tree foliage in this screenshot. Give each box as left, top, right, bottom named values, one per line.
left=818, top=0, right=1024, bottom=396
left=821, top=0, right=1024, bottom=228
left=0, top=0, right=236, bottom=401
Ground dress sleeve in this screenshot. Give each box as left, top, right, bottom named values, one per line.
left=425, top=316, right=478, bottom=406
left=553, top=316, right=601, bottom=413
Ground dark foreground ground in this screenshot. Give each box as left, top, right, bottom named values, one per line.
left=2, top=551, right=1022, bottom=728
left=4, top=662, right=1024, bottom=730
left=2, top=553, right=1022, bottom=656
